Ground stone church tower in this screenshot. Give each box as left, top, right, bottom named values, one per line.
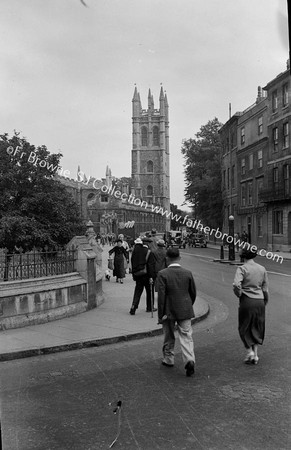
left=131, top=86, right=170, bottom=214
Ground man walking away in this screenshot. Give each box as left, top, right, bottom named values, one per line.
left=129, top=238, right=156, bottom=315
left=157, top=248, right=196, bottom=377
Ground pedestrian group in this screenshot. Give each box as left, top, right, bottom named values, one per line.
left=106, top=229, right=269, bottom=377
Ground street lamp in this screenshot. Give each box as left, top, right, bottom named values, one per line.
left=228, top=215, right=235, bottom=261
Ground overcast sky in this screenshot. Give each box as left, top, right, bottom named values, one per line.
left=0, top=0, right=289, bottom=209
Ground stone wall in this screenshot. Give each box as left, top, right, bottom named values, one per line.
left=0, top=234, right=105, bottom=330
left=0, top=273, right=87, bottom=330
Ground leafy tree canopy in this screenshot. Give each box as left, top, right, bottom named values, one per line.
left=170, top=203, right=187, bottom=230
left=0, top=132, right=85, bottom=251
left=181, top=118, right=223, bottom=229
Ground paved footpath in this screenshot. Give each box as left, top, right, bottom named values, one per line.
left=0, top=245, right=209, bottom=361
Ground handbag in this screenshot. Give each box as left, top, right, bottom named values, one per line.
left=133, top=250, right=150, bottom=278
left=108, top=257, right=114, bottom=270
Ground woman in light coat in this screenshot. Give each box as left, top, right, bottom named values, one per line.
left=233, top=248, right=269, bottom=364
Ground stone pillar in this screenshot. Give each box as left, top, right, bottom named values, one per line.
left=66, top=234, right=104, bottom=310
left=85, top=250, right=97, bottom=310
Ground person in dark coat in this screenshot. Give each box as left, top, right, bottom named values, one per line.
left=108, top=239, right=129, bottom=284
left=233, top=248, right=269, bottom=364
left=152, top=239, right=167, bottom=292
left=157, top=247, right=197, bottom=377
left=118, top=233, right=130, bottom=271
left=129, top=238, right=156, bottom=315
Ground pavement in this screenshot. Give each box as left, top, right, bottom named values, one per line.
left=0, top=245, right=209, bottom=361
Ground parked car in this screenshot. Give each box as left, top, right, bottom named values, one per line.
left=193, top=233, right=208, bottom=248
left=177, top=236, right=187, bottom=249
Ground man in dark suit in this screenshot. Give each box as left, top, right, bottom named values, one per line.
left=129, top=237, right=156, bottom=315
left=157, top=247, right=197, bottom=376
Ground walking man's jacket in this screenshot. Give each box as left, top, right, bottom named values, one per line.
left=157, top=264, right=196, bottom=322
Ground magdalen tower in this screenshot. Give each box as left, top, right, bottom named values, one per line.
left=131, top=86, right=170, bottom=222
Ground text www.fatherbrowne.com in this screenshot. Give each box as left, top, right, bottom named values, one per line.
left=5, top=145, right=282, bottom=266
left=101, top=184, right=283, bottom=264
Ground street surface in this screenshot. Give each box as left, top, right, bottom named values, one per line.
left=0, top=246, right=290, bottom=449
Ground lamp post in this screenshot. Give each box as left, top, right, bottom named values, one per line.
left=228, top=215, right=235, bottom=261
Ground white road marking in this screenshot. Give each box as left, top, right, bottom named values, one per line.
left=180, top=252, right=212, bottom=259
left=267, top=271, right=291, bottom=277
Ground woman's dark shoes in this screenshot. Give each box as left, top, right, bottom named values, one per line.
left=129, top=307, right=136, bottom=315
left=185, top=361, right=195, bottom=377
left=120, top=280, right=123, bottom=284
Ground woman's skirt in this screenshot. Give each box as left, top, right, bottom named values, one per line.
left=113, top=254, right=126, bottom=278
left=238, top=294, right=265, bottom=348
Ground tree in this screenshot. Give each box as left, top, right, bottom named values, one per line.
left=0, top=133, right=85, bottom=252
left=181, top=118, right=223, bottom=230
left=170, top=203, right=187, bottom=230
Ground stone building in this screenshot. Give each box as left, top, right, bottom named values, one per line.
left=58, top=87, right=171, bottom=238
left=132, top=86, right=170, bottom=213
left=220, top=61, right=291, bottom=251
left=260, top=64, right=291, bottom=251
left=219, top=112, right=240, bottom=228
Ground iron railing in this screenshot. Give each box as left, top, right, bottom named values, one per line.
left=0, top=248, right=77, bottom=282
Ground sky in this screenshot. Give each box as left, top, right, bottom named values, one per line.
left=0, top=0, right=289, bottom=210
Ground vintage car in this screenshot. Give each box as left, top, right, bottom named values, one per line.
left=193, top=233, right=208, bottom=248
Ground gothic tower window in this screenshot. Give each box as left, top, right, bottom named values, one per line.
left=153, top=126, right=159, bottom=146
left=87, top=193, right=94, bottom=203
left=147, top=160, right=153, bottom=173
left=141, top=126, right=148, bottom=146
left=147, top=185, right=153, bottom=196
left=101, top=193, right=109, bottom=203
left=146, top=185, right=153, bottom=203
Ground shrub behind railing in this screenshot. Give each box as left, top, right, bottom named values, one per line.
left=0, top=246, right=77, bottom=282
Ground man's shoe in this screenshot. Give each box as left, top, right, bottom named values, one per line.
left=162, top=361, right=174, bottom=367
left=185, top=361, right=195, bottom=377
left=129, top=307, right=136, bottom=315
left=146, top=308, right=157, bottom=312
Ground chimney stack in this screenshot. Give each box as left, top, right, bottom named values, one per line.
left=256, top=86, right=262, bottom=103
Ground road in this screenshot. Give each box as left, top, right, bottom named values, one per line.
left=0, top=246, right=290, bottom=450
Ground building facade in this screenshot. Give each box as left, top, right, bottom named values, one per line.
left=219, top=113, right=240, bottom=229
left=236, top=88, right=269, bottom=248
left=220, top=61, right=291, bottom=251
left=260, top=66, right=291, bottom=251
